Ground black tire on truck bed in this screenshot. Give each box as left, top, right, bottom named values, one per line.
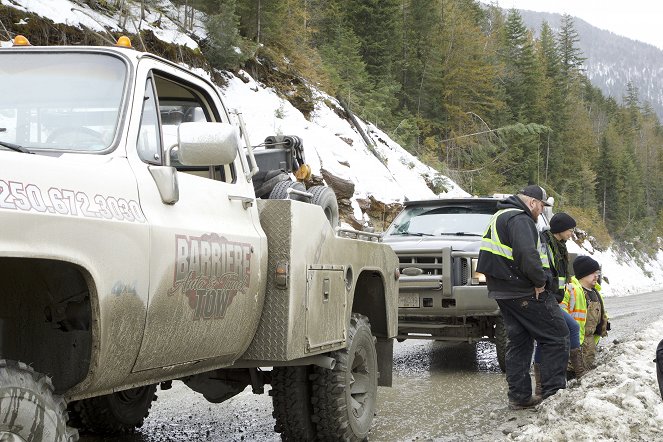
left=311, top=314, right=378, bottom=441
left=67, top=385, right=157, bottom=435
left=270, top=366, right=316, bottom=440
left=0, top=359, right=78, bottom=441
left=309, top=185, right=339, bottom=228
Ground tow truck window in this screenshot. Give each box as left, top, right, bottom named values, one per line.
left=142, top=74, right=236, bottom=183
left=0, top=52, right=126, bottom=152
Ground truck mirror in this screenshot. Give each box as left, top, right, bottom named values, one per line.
left=178, top=122, right=238, bottom=166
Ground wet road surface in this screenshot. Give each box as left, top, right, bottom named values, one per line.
left=80, top=290, right=663, bottom=441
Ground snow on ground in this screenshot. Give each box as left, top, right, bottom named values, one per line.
left=508, top=318, right=663, bottom=441
left=2, top=1, right=663, bottom=439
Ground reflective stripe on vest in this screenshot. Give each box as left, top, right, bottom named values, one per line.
left=540, top=239, right=550, bottom=269
left=480, top=208, right=523, bottom=259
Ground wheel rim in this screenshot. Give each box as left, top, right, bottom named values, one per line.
left=349, top=346, right=371, bottom=419
left=0, top=431, right=27, bottom=442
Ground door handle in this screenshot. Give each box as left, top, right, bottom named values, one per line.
left=228, top=195, right=254, bottom=209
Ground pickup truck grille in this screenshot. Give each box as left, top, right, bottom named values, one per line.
left=398, top=255, right=469, bottom=285
left=398, top=255, right=443, bottom=275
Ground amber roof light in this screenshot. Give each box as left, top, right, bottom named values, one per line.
left=13, top=35, right=31, bottom=46
left=115, top=36, right=132, bottom=48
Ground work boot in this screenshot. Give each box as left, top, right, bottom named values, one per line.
left=508, top=395, right=542, bottom=410
left=570, top=348, right=587, bottom=379
left=533, top=363, right=542, bottom=396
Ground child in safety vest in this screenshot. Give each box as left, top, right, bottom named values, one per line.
left=562, top=255, right=609, bottom=371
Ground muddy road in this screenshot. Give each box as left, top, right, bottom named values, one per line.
left=80, top=289, right=663, bottom=441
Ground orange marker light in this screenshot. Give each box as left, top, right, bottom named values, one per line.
left=115, top=36, right=132, bottom=48
left=13, top=35, right=31, bottom=46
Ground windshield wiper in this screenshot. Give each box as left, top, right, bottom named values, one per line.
left=438, top=232, right=482, bottom=237
left=401, top=231, right=434, bottom=236
left=0, top=140, right=32, bottom=154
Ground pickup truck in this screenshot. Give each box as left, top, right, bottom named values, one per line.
left=0, top=36, right=399, bottom=441
left=382, top=197, right=552, bottom=371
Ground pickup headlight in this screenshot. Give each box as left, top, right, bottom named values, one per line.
left=471, top=258, right=486, bottom=285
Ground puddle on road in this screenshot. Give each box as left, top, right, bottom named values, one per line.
left=370, top=340, right=511, bottom=441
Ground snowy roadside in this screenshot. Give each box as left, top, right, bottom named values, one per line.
left=502, top=318, right=663, bottom=441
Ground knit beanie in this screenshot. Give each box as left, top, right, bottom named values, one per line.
left=573, top=255, right=600, bottom=279
left=550, top=212, right=577, bottom=234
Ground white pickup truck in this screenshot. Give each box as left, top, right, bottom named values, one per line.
left=0, top=36, right=399, bottom=441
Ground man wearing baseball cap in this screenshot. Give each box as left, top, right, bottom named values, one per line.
left=477, top=185, right=569, bottom=409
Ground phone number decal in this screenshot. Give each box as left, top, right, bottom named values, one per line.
left=0, top=180, right=146, bottom=223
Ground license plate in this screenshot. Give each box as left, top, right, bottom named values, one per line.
left=399, top=294, right=420, bottom=308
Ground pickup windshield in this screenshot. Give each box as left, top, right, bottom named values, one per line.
left=0, top=52, right=126, bottom=152
left=386, top=202, right=498, bottom=237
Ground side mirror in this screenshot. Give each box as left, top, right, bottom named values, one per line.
left=177, top=122, right=238, bottom=166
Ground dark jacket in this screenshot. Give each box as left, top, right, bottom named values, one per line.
left=541, top=229, right=569, bottom=302
left=477, top=195, right=547, bottom=299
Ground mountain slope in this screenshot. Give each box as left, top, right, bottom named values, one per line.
left=519, top=9, right=663, bottom=120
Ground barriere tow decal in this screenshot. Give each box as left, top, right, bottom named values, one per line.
left=168, top=233, right=252, bottom=320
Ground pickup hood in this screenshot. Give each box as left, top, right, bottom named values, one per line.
left=383, top=235, right=482, bottom=254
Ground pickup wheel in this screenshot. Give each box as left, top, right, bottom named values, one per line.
left=0, top=359, right=78, bottom=441
left=309, top=185, right=340, bottom=228
left=270, top=366, right=316, bottom=440
left=494, top=315, right=507, bottom=373
left=67, top=385, right=157, bottom=435
left=312, top=314, right=378, bottom=441
left=269, top=180, right=308, bottom=201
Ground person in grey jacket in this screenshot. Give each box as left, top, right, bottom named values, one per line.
left=477, top=185, right=569, bottom=409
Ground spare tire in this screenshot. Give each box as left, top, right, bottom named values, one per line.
left=308, top=185, right=339, bottom=228
left=269, top=180, right=308, bottom=202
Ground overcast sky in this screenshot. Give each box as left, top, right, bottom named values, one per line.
left=482, top=0, right=663, bottom=50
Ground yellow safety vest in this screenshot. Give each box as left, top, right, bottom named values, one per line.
left=481, top=208, right=548, bottom=266
left=561, top=277, right=603, bottom=345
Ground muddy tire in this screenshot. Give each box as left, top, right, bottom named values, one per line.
left=494, top=315, right=507, bottom=373
left=308, top=185, right=339, bottom=228
left=67, top=385, right=157, bottom=435
left=269, top=180, right=308, bottom=202
left=312, top=314, right=378, bottom=441
left=0, top=359, right=78, bottom=441
left=270, top=366, right=316, bottom=440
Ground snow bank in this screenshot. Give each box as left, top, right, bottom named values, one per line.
left=509, top=318, right=663, bottom=441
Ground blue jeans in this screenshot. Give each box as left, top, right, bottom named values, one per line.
left=496, top=290, right=569, bottom=402
left=534, top=308, right=580, bottom=363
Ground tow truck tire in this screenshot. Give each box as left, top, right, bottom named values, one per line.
left=67, top=385, right=157, bottom=435
left=269, top=180, right=308, bottom=201
left=656, top=338, right=663, bottom=400
left=312, top=314, right=378, bottom=441
left=494, top=315, right=507, bottom=373
left=0, top=359, right=78, bottom=441
left=308, top=185, right=340, bottom=228
left=270, top=366, right=316, bottom=440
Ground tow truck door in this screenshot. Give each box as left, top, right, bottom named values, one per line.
left=126, top=60, right=266, bottom=372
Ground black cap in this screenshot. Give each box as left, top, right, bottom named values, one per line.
left=520, top=185, right=552, bottom=206
left=550, top=212, right=576, bottom=234
left=573, top=255, right=600, bottom=280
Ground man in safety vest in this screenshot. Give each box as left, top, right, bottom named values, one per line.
left=477, top=185, right=569, bottom=409
left=533, top=212, right=583, bottom=396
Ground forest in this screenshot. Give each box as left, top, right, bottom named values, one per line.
left=192, top=0, right=662, bottom=251
left=17, top=0, right=663, bottom=251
